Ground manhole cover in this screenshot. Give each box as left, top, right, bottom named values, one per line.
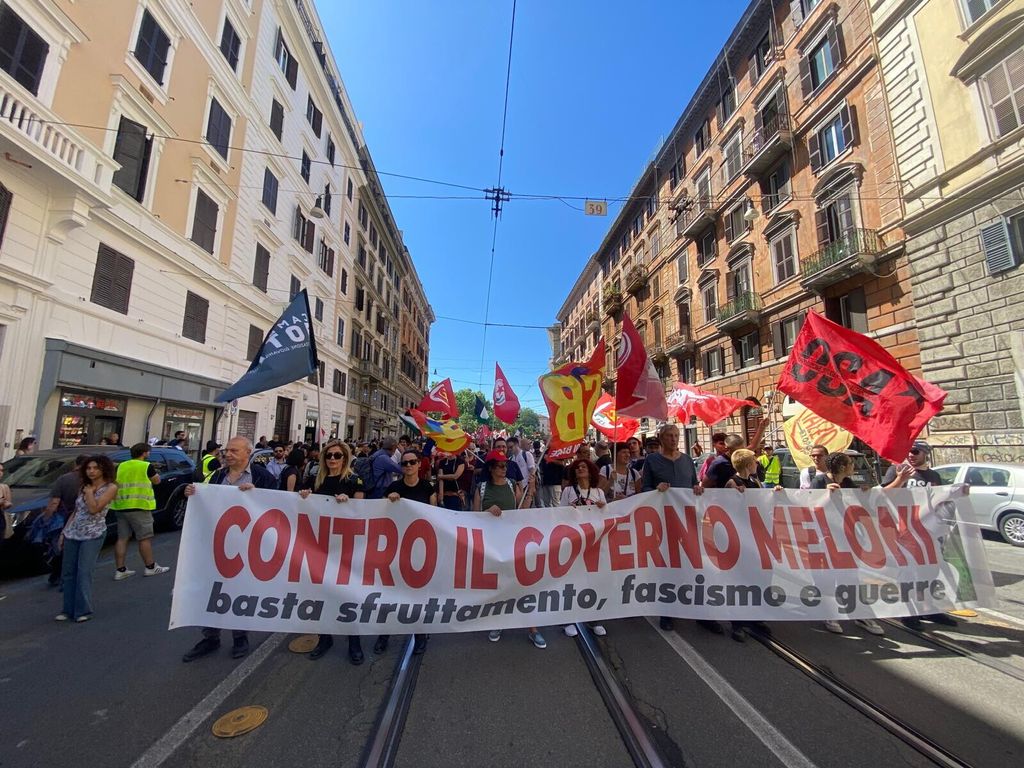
left=288, top=634, right=320, bottom=653
left=212, top=706, right=268, bottom=738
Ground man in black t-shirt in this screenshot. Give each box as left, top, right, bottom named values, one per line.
left=386, top=451, right=437, bottom=506
left=702, top=434, right=744, bottom=489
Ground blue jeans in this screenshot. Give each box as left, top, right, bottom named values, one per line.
left=62, top=536, right=104, bottom=619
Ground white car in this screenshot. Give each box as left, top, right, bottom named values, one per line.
left=933, top=462, right=1024, bottom=546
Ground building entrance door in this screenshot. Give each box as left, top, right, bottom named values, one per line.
left=275, top=397, right=293, bottom=443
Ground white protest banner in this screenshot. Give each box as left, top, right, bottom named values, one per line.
left=169, top=485, right=994, bottom=635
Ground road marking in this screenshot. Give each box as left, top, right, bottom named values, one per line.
left=128, top=632, right=286, bottom=768
left=976, top=607, right=1024, bottom=629
left=650, top=619, right=819, bottom=768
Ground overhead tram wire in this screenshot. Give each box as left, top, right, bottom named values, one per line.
left=477, top=0, right=518, bottom=390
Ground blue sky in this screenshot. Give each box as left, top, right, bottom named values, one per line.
left=321, top=0, right=750, bottom=411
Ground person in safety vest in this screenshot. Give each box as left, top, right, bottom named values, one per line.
left=757, top=444, right=781, bottom=488
left=111, top=443, right=170, bottom=580
left=198, top=440, right=222, bottom=482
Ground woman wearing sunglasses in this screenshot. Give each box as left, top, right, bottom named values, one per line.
left=373, top=449, right=437, bottom=657
left=298, top=440, right=365, bottom=663
left=473, top=450, right=546, bottom=649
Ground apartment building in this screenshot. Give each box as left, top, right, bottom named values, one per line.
left=0, top=0, right=429, bottom=454
left=553, top=0, right=916, bottom=452
left=872, top=0, right=1024, bottom=464
left=397, top=250, right=433, bottom=417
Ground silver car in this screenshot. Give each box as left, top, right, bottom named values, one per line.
left=933, top=462, right=1024, bottom=546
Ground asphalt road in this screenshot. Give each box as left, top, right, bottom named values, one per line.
left=2, top=533, right=1023, bottom=768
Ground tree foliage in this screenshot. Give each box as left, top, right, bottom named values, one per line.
left=441, top=386, right=544, bottom=437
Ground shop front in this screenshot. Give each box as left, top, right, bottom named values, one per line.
left=163, top=405, right=206, bottom=459
left=55, top=390, right=126, bottom=447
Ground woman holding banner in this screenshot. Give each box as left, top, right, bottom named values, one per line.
left=599, top=444, right=641, bottom=501
left=560, top=458, right=609, bottom=639
left=297, top=440, right=366, bottom=662
left=473, top=451, right=547, bottom=649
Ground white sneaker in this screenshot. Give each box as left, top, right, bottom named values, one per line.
left=144, top=564, right=170, bottom=577
left=114, top=569, right=136, bottom=581
left=564, top=624, right=579, bottom=637
left=591, top=624, right=607, bottom=637
left=824, top=620, right=844, bottom=634
left=855, top=619, right=885, bottom=636
left=487, top=630, right=502, bottom=642
left=55, top=613, right=69, bottom=622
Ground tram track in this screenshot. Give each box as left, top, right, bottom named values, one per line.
left=358, top=626, right=670, bottom=768
left=879, top=619, right=1024, bottom=684
left=747, top=627, right=977, bottom=768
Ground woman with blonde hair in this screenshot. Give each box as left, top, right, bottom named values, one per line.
left=298, top=439, right=365, bottom=662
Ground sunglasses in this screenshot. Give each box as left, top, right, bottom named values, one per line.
left=400, top=460, right=419, bottom=467
left=909, top=449, right=923, bottom=455
left=324, top=452, right=345, bottom=460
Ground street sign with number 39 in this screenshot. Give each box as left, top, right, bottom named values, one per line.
left=585, top=200, right=607, bottom=216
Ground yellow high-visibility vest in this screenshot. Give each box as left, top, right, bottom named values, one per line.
left=111, top=459, right=156, bottom=511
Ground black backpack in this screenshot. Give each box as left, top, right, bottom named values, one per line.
left=353, top=455, right=377, bottom=494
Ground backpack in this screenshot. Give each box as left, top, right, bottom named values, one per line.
left=353, top=455, right=377, bottom=494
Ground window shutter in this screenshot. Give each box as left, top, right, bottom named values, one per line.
left=732, top=339, right=742, bottom=371
left=815, top=208, right=831, bottom=247
left=808, top=129, right=822, bottom=171
left=748, top=54, right=758, bottom=86
left=724, top=210, right=735, bottom=243
left=824, top=296, right=841, bottom=324
left=183, top=291, right=209, bottom=343
left=247, top=325, right=264, bottom=361
left=293, top=205, right=304, bottom=241
left=790, top=0, right=804, bottom=28
left=0, top=182, right=11, bottom=248
left=772, top=321, right=784, bottom=358
left=753, top=106, right=764, bottom=137
left=980, top=221, right=1018, bottom=274
left=270, top=100, right=284, bottom=139
left=304, top=220, right=315, bottom=253
left=112, top=117, right=150, bottom=201
left=837, top=194, right=855, bottom=234
left=328, top=247, right=335, bottom=277
left=848, top=288, right=867, bottom=333
left=253, top=244, right=270, bottom=292
left=286, top=55, right=298, bottom=88
left=313, top=110, right=322, bottom=137
left=192, top=191, right=218, bottom=253
left=840, top=104, right=857, bottom=150
left=828, top=23, right=845, bottom=67
left=799, top=55, right=813, bottom=98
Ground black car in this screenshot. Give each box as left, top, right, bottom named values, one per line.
left=1, top=446, right=195, bottom=573
left=773, top=447, right=877, bottom=489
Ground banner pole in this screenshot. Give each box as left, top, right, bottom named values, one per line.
left=316, top=379, right=323, bottom=445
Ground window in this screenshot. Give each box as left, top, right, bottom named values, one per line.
left=336, top=317, right=345, bottom=345
left=801, top=26, right=843, bottom=96
left=982, top=48, right=1024, bottom=138
left=205, top=98, right=231, bottom=159
left=753, top=33, right=773, bottom=82
left=253, top=243, right=270, bottom=292
left=219, top=18, right=240, bottom=71
left=269, top=99, right=284, bottom=141
left=825, top=288, right=867, bottom=332
left=326, top=135, right=335, bottom=166
left=355, top=286, right=365, bottom=312
left=728, top=262, right=752, bottom=299
left=703, top=347, right=723, bottom=377
left=306, top=96, right=322, bottom=138
left=0, top=182, right=11, bottom=250
left=111, top=117, right=152, bottom=202
left=341, top=269, right=348, bottom=294
left=771, top=229, right=798, bottom=283
left=735, top=330, right=760, bottom=369
left=815, top=193, right=855, bottom=247
left=134, top=10, right=170, bottom=85
left=343, top=222, right=351, bottom=244
left=289, top=275, right=300, bottom=299
left=182, top=291, right=209, bottom=343
left=191, top=190, right=218, bottom=254
left=979, top=214, right=1024, bottom=275
left=722, top=133, right=743, bottom=183
left=718, top=81, right=736, bottom=127
left=680, top=356, right=695, bottom=383
left=962, top=0, right=998, bottom=25
left=809, top=106, right=855, bottom=171
left=694, top=119, right=711, bottom=158
left=724, top=203, right=746, bottom=243
left=701, top=282, right=718, bottom=324
left=347, top=178, right=354, bottom=200
left=323, top=185, right=332, bottom=216
left=275, top=29, right=297, bottom=89
left=247, top=325, right=264, bottom=361
left=350, top=327, right=361, bottom=357
left=677, top=251, right=688, bottom=283
left=653, top=275, right=662, bottom=299
left=319, top=240, right=335, bottom=277
left=697, top=228, right=716, bottom=266
left=332, top=369, right=347, bottom=395
left=369, top=223, right=378, bottom=248
left=261, top=168, right=279, bottom=214
left=762, top=161, right=791, bottom=213
left=696, top=169, right=712, bottom=204
left=300, top=151, right=311, bottom=183
left=669, top=156, right=683, bottom=190
left=773, top=314, right=804, bottom=358
left=314, top=297, right=324, bottom=322
left=308, top=361, right=325, bottom=387
left=90, top=244, right=134, bottom=314
left=293, top=206, right=314, bottom=253
left=651, top=229, right=661, bottom=259
left=0, top=5, right=48, bottom=95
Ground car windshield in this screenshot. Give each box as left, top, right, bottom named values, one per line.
left=4, top=456, right=77, bottom=488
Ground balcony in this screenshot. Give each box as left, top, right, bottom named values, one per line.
left=800, top=229, right=882, bottom=292
left=649, top=344, right=668, bottom=365
left=716, top=291, right=763, bottom=332
left=625, top=263, right=649, bottom=294
left=360, top=359, right=383, bottom=381
left=665, top=328, right=695, bottom=356
left=742, top=113, right=793, bottom=178
left=0, top=71, right=116, bottom=203
left=678, top=196, right=719, bottom=239
left=603, top=286, right=623, bottom=315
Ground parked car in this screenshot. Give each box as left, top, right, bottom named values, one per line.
left=1, top=445, right=195, bottom=573
left=774, top=447, right=877, bottom=489
left=932, top=462, right=1024, bottom=546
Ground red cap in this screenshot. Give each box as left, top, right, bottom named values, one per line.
left=484, top=450, right=508, bottom=463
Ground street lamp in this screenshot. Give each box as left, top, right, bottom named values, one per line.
left=743, top=199, right=759, bottom=225
left=309, top=196, right=326, bottom=219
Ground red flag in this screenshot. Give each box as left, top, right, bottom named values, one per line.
left=553, top=339, right=606, bottom=377
left=541, top=340, right=606, bottom=451
left=591, top=393, right=640, bottom=441
left=777, top=311, right=946, bottom=462
left=493, top=363, right=521, bottom=424
left=615, top=313, right=668, bottom=420
left=417, top=378, right=459, bottom=420
left=667, top=383, right=749, bottom=426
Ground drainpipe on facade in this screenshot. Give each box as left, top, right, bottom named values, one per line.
left=144, top=398, right=161, bottom=442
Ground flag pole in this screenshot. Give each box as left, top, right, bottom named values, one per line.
left=316, top=377, right=323, bottom=445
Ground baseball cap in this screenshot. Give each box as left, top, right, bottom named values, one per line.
left=911, top=440, right=931, bottom=454
left=484, top=450, right=509, bottom=463
left=205, top=440, right=221, bottom=451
